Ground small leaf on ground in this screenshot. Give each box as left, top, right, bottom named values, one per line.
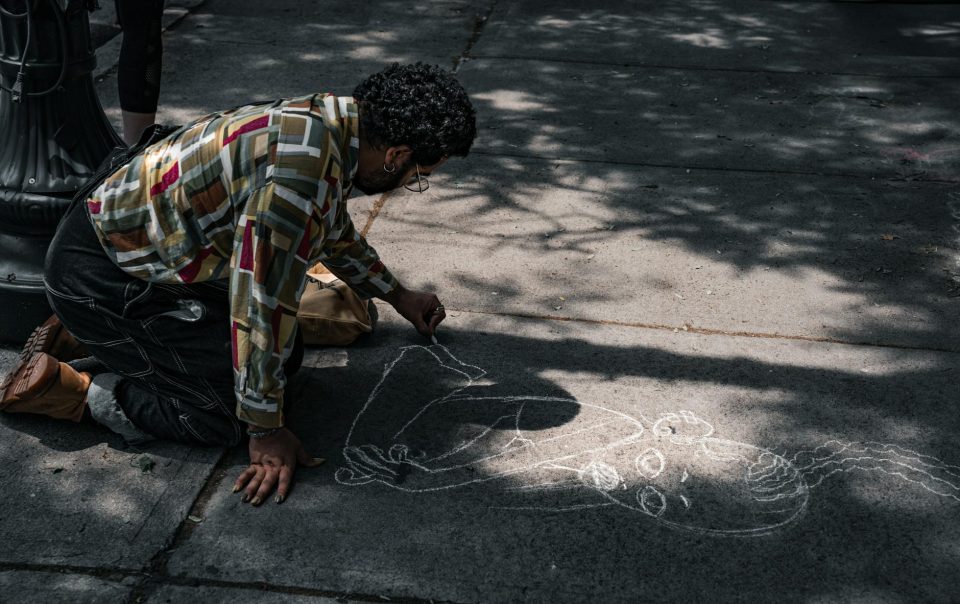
left=137, top=455, right=155, bottom=473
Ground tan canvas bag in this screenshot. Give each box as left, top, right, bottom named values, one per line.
left=297, top=265, right=375, bottom=346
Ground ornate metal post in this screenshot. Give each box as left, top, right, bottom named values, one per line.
left=0, top=0, right=121, bottom=343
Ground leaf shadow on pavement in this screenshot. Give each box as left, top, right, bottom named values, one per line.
left=95, top=0, right=960, bottom=351
left=423, top=0, right=960, bottom=353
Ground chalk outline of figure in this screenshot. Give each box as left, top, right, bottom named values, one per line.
left=336, top=345, right=817, bottom=537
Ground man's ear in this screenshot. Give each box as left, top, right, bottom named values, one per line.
left=384, top=145, right=413, bottom=167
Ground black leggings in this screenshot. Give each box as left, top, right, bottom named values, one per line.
left=116, top=0, right=165, bottom=113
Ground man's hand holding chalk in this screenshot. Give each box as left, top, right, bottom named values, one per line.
left=381, top=285, right=446, bottom=341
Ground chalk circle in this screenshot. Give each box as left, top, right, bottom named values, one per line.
left=652, top=411, right=715, bottom=444
left=582, top=461, right=623, bottom=491
left=652, top=439, right=810, bottom=536
left=635, top=448, right=666, bottom=479
left=637, top=485, right=667, bottom=518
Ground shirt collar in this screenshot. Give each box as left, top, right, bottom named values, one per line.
left=342, top=97, right=360, bottom=191
left=318, top=94, right=360, bottom=192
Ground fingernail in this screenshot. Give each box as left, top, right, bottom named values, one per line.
left=232, top=485, right=240, bottom=493
left=251, top=496, right=262, bottom=506
left=241, top=494, right=250, bottom=503
left=313, top=457, right=326, bottom=465
left=275, top=495, right=284, bottom=504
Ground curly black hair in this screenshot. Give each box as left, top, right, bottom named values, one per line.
left=353, top=63, right=477, bottom=166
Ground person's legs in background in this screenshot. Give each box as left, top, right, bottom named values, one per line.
left=116, top=0, right=165, bottom=146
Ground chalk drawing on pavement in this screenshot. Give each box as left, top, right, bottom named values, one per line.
left=336, top=345, right=959, bottom=537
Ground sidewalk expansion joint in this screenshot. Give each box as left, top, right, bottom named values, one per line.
left=451, top=307, right=960, bottom=355
left=0, top=561, right=142, bottom=580
left=360, top=190, right=396, bottom=238
left=467, top=53, right=960, bottom=80
left=138, top=573, right=468, bottom=604
left=452, top=0, right=498, bottom=74
left=0, top=561, right=465, bottom=604
left=126, top=446, right=234, bottom=603
left=470, top=149, right=960, bottom=185
left=161, top=0, right=212, bottom=34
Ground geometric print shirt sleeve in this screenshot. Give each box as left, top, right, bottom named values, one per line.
left=319, top=204, right=398, bottom=299
left=230, top=181, right=312, bottom=428
left=232, top=95, right=398, bottom=428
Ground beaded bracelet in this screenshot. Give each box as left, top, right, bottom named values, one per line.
left=247, top=427, right=282, bottom=440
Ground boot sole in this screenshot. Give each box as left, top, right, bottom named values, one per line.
left=0, top=354, right=59, bottom=407
left=18, top=316, right=88, bottom=364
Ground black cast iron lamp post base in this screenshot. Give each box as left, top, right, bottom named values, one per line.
left=0, top=0, right=121, bottom=344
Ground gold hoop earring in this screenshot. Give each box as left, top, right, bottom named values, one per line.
left=383, top=163, right=396, bottom=173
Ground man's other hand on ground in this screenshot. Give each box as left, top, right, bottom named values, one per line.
left=234, top=427, right=324, bottom=505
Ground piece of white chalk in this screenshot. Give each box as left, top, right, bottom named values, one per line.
left=430, top=334, right=439, bottom=345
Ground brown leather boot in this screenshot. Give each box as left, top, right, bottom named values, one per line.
left=19, top=314, right=89, bottom=363
left=0, top=353, right=91, bottom=423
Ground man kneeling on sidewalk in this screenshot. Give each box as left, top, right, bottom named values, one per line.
left=0, top=63, right=476, bottom=506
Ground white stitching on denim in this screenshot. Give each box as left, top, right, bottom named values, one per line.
left=43, top=281, right=95, bottom=305
left=147, top=321, right=190, bottom=375
left=205, top=376, right=238, bottom=428
left=179, top=414, right=205, bottom=442
left=156, top=371, right=218, bottom=409
left=201, top=376, right=229, bottom=412
left=124, top=329, right=156, bottom=378
left=168, top=344, right=189, bottom=375
left=71, top=334, right=130, bottom=347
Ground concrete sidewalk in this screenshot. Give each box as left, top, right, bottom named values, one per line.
left=2, top=0, right=960, bottom=602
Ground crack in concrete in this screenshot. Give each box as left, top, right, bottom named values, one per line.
left=125, top=447, right=233, bottom=603
left=141, top=573, right=467, bottom=603
left=359, top=191, right=396, bottom=238
left=452, top=0, right=498, bottom=74
left=0, top=561, right=464, bottom=603
left=448, top=307, right=960, bottom=355
left=0, top=561, right=140, bottom=578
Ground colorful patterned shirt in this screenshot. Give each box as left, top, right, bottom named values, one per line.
left=87, top=94, right=399, bottom=428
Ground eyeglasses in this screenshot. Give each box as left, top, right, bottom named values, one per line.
left=403, top=164, right=430, bottom=193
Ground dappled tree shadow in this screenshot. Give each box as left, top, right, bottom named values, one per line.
left=407, top=0, right=959, bottom=352
left=2, top=0, right=957, bottom=600
left=91, top=0, right=960, bottom=358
